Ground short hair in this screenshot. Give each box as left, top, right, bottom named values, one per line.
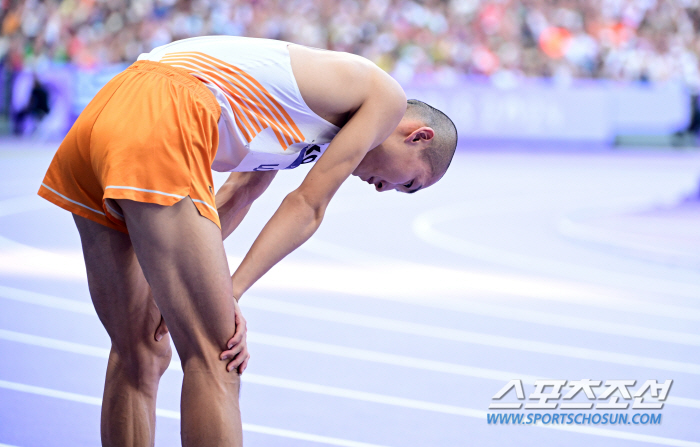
left=406, top=99, right=458, bottom=180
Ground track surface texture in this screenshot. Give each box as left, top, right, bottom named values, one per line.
left=1, top=139, right=699, bottom=446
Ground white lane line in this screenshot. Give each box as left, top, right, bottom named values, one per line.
left=0, top=379, right=102, bottom=405
left=412, top=203, right=700, bottom=300
left=245, top=294, right=700, bottom=347
left=10, top=280, right=700, bottom=352
left=304, top=231, right=699, bottom=337
left=300, top=238, right=700, bottom=323
left=0, top=285, right=94, bottom=314
left=3, top=285, right=699, bottom=375
left=3, top=285, right=700, bottom=376
left=438, top=299, right=700, bottom=346
left=0, top=379, right=389, bottom=447
left=243, top=299, right=700, bottom=376
left=557, top=211, right=700, bottom=267
left=0, top=328, right=491, bottom=417
left=2, top=377, right=699, bottom=447
left=6, top=317, right=699, bottom=417
left=0, top=329, right=109, bottom=358
left=4, top=195, right=700, bottom=325
left=0, top=443, right=22, bottom=447
left=5, top=195, right=699, bottom=325
left=239, top=424, right=389, bottom=447
left=241, top=374, right=483, bottom=418
left=248, top=331, right=700, bottom=378
left=2, top=326, right=697, bottom=412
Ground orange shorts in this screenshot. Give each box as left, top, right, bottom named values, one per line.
left=38, top=60, right=222, bottom=233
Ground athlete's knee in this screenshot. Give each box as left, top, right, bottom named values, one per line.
left=110, top=334, right=173, bottom=386
left=176, top=330, right=230, bottom=375
left=149, top=333, right=173, bottom=376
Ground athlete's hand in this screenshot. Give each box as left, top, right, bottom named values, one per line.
left=220, top=298, right=250, bottom=374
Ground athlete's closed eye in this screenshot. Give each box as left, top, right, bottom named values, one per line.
left=404, top=180, right=414, bottom=188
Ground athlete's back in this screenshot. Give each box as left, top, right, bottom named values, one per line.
left=138, top=36, right=399, bottom=173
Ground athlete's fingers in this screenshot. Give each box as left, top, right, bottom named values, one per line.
left=154, top=315, right=169, bottom=342
left=222, top=299, right=249, bottom=371
left=238, top=354, right=250, bottom=374
left=225, top=301, right=247, bottom=349
left=225, top=324, right=245, bottom=350
left=220, top=342, right=244, bottom=361
left=227, top=347, right=249, bottom=373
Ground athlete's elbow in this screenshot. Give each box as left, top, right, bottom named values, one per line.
left=286, top=190, right=326, bottom=226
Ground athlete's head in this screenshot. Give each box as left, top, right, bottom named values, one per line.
left=352, top=99, right=458, bottom=193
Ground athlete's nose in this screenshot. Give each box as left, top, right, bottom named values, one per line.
left=375, top=181, right=394, bottom=192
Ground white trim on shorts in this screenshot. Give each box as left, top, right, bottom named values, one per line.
left=41, top=183, right=106, bottom=216
left=191, top=199, right=218, bottom=213
left=105, top=185, right=217, bottom=213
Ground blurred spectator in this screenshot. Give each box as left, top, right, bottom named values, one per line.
left=1, top=0, right=700, bottom=85
left=13, top=74, right=49, bottom=135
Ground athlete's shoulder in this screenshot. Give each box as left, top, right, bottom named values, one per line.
left=367, top=63, right=406, bottom=111
left=325, top=48, right=406, bottom=114
left=291, top=45, right=404, bottom=105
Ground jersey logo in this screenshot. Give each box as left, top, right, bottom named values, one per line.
left=253, top=164, right=280, bottom=171
left=160, top=51, right=305, bottom=150
left=301, top=145, right=321, bottom=164
left=283, top=144, right=322, bottom=170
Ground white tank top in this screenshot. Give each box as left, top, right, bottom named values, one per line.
left=138, top=36, right=340, bottom=172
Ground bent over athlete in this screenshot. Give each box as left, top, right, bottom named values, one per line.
left=38, top=36, right=457, bottom=447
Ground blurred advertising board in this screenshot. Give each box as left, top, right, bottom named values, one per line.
left=404, top=77, right=689, bottom=143
left=13, top=64, right=691, bottom=143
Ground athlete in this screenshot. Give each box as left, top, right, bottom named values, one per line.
left=38, top=36, right=457, bottom=447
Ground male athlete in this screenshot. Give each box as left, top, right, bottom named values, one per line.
left=38, top=36, right=457, bottom=446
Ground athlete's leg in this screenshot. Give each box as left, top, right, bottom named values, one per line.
left=116, top=197, right=242, bottom=447
left=73, top=214, right=173, bottom=447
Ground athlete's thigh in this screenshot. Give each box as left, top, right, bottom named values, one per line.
left=115, top=197, right=235, bottom=363
left=73, top=214, right=167, bottom=353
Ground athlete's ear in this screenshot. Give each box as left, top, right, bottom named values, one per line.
left=405, top=126, right=435, bottom=144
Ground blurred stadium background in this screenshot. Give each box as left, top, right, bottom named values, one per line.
left=1, top=1, right=700, bottom=447
left=2, top=0, right=700, bottom=143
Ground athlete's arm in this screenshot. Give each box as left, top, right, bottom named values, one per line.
left=216, top=171, right=276, bottom=374
left=229, top=70, right=406, bottom=299
left=215, top=171, right=277, bottom=240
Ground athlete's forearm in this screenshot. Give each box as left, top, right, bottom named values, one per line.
left=218, top=199, right=252, bottom=240
left=231, top=191, right=324, bottom=299
left=216, top=175, right=249, bottom=239
left=216, top=171, right=276, bottom=240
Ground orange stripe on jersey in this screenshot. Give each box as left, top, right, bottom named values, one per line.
left=169, top=59, right=282, bottom=144
left=160, top=52, right=305, bottom=150
left=162, top=53, right=296, bottom=148
left=192, top=73, right=255, bottom=141
left=173, top=51, right=305, bottom=142
left=163, top=55, right=290, bottom=148
left=169, top=52, right=305, bottom=144
left=161, top=61, right=259, bottom=139
left=161, top=59, right=260, bottom=133
left=166, top=59, right=266, bottom=133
